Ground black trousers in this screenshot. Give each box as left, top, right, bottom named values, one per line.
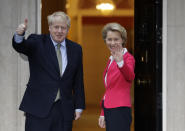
left=103, top=103, right=132, bottom=131
left=25, top=100, right=73, bottom=131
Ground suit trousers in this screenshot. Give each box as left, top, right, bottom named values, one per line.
left=103, top=104, right=132, bottom=131
left=25, top=100, right=73, bottom=131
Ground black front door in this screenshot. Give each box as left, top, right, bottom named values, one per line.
left=134, top=0, right=162, bottom=130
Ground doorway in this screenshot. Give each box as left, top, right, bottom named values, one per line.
left=134, top=0, right=162, bottom=130
left=41, top=0, right=162, bottom=130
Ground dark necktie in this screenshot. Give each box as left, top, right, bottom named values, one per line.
left=56, top=43, right=62, bottom=76
left=55, top=43, right=62, bottom=101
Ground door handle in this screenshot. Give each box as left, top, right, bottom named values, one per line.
left=136, top=78, right=151, bottom=86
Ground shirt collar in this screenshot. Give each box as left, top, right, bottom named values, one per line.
left=109, top=48, right=128, bottom=60
left=50, top=35, right=66, bottom=48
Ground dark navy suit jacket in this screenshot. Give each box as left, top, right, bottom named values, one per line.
left=12, top=34, right=85, bottom=120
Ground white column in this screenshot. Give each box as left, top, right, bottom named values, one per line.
left=164, top=0, right=185, bottom=130
left=163, top=0, right=167, bottom=131
left=0, top=0, right=40, bottom=131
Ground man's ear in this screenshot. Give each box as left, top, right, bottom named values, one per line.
left=48, top=26, right=51, bottom=32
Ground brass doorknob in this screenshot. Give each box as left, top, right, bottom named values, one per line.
left=136, top=78, right=151, bottom=86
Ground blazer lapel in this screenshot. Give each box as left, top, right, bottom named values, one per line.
left=44, top=35, right=60, bottom=76
left=61, top=39, right=73, bottom=78
left=103, top=59, right=111, bottom=78
left=106, top=60, right=116, bottom=88
left=103, top=59, right=111, bottom=88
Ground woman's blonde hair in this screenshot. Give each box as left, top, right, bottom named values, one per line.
left=47, top=11, right=71, bottom=29
left=102, top=23, right=127, bottom=47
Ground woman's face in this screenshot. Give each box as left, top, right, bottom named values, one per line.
left=105, top=31, right=124, bottom=52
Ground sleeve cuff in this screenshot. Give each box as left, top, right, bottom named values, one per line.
left=14, top=33, right=24, bottom=43
left=75, top=109, right=83, bottom=113
left=117, top=60, right=124, bottom=68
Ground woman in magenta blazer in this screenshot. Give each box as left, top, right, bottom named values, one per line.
left=98, top=23, right=135, bottom=131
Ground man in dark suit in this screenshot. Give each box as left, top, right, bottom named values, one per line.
left=12, top=11, right=85, bottom=131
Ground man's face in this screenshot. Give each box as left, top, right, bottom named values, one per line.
left=49, top=19, right=68, bottom=43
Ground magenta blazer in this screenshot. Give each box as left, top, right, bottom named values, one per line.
left=100, top=52, right=135, bottom=116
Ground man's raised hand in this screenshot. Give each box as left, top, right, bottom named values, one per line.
left=16, top=19, right=28, bottom=35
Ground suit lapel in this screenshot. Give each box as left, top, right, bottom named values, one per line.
left=103, top=59, right=111, bottom=88
left=61, top=39, right=73, bottom=78
left=44, top=35, right=60, bottom=76
left=106, top=59, right=116, bottom=88
left=43, top=37, right=74, bottom=78
left=103, top=59, right=111, bottom=78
